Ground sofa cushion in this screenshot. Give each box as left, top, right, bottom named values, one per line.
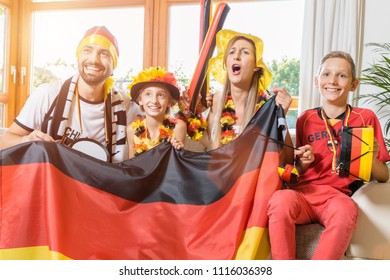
left=346, top=173, right=390, bottom=260
left=296, top=223, right=325, bottom=259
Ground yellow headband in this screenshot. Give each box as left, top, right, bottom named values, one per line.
left=209, top=29, right=272, bottom=90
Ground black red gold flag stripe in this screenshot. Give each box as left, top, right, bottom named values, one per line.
left=0, top=97, right=283, bottom=260
left=338, top=126, right=374, bottom=182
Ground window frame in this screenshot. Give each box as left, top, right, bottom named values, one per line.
left=0, top=0, right=18, bottom=127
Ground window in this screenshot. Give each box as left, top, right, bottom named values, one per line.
left=0, top=7, right=6, bottom=93
left=32, top=7, right=144, bottom=94
left=0, top=5, right=8, bottom=127
left=168, top=0, right=304, bottom=128
left=1, top=0, right=150, bottom=127
left=1, top=0, right=303, bottom=128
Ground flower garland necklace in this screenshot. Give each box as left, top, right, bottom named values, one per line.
left=131, top=115, right=176, bottom=156
left=186, top=113, right=208, bottom=141
left=220, top=93, right=265, bottom=145
left=175, top=109, right=208, bottom=141
left=220, top=95, right=238, bottom=145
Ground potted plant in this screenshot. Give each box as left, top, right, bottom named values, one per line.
left=358, top=42, right=390, bottom=152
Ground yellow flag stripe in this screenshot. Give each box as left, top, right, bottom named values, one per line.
left=1, top=228, right=271, bottom=260
left=235, top=226, right=270, bottom=260
left=0, top=246, right=71, bottom=260
left=359, top=127, right=374, bottom=182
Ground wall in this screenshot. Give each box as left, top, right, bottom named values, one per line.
left=360, top=0, right=390, bottom=138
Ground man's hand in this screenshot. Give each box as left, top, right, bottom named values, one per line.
left=24, top=130, right=55, bottom=143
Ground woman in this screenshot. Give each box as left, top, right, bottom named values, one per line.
left=206, top=29, right=293, bottom=163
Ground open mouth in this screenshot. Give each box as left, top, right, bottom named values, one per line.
left=232, top=64, right=241, bottom=74
left=85, top=63, right=103, bottom=72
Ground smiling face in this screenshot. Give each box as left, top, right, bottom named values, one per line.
left=315, top=57, right=359, bottom=107
left=77, top=44, right=114, bottom=87
left=138, top=84, right=173, bottom=117
left=225, top=38, right=258, bottom=90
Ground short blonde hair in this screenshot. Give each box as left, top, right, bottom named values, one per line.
left=317, top=51, right=357, bottom=81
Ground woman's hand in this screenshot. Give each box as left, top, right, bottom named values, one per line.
left=272, top=84, right=292, bottom=115
left=180, top=87, right=213, bottom=113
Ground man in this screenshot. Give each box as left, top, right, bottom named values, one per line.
left=0, top=26, right=139, bottom=162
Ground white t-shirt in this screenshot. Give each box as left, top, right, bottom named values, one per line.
left=15, top=79, right=141, bottom=161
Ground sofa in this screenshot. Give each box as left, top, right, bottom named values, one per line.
left=345, top=175, right=390, bottom=259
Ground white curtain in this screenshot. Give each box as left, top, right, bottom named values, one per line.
left=298, top=0, right=365, bottom=113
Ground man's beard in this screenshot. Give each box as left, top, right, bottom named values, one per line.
left=78, top=63, right=111, bottom=86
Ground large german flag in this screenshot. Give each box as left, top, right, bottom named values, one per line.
left=0, top=97, right=282, bottom=260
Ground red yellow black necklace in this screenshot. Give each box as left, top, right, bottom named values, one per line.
left=320, top=105, right=351, bottom=173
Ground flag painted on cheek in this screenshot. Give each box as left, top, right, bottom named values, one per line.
left=0, top=97, right=282, bottom=260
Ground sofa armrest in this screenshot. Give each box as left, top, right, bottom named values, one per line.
left=346, top=166, right=390, bottom=259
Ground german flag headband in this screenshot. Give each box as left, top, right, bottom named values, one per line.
left=76, top=26, right=119, bottom=69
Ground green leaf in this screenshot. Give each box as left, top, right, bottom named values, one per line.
left=357, top=42, right=390, bottom=152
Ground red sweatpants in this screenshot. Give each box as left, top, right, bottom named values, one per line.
left=267, top=185, right=358, bottom=260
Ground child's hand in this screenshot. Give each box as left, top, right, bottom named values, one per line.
left=295, top=144, right=315, bottom=168
left=167, top=136, right=184, bottom=150
left=370, top=137, right=390, bottom=183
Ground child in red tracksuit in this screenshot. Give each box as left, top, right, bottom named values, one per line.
left=267, top=51, right=390, bottom=260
